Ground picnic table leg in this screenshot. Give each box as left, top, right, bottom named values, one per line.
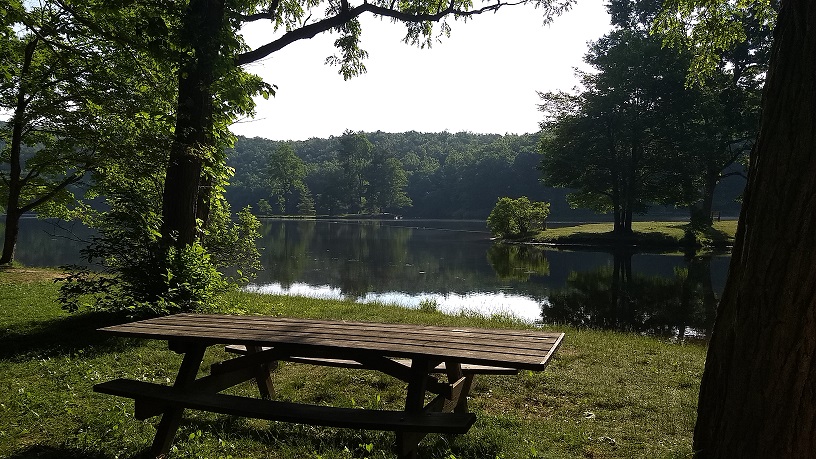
left=445, top=362, right=472, bottom=414
left=149, top=344, right=206, bottom=458
left=246, top=345, right=276, bottom=399
left=396, top=359, right=431, bottom=459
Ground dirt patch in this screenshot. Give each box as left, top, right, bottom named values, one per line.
left=0, top=267, right=65, bottom=283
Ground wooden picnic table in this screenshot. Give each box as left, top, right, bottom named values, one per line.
left=94, top=313, right=564, bottom=458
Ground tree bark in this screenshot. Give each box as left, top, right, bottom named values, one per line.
left=693, top=1, right=816, bottom=457
left=1, top=38, right=37, bottom=265
left=691, top=171, right=718, bottom=227
left=160, top=0, right=224, bottom=247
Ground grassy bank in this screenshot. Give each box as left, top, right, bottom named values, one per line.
left=0, top=268, right=705, bottom=459
left=524, top=220, right=738, bottom=250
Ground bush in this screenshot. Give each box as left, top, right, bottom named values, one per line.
left=58, top=192, right=260, bottom=317
left=487, top=197, right=550, bottom=238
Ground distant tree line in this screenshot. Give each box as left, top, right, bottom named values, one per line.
left=226, top=129, right=745, bottom=220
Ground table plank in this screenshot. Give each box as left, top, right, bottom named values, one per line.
left=99, top=314, right=564, bottom=370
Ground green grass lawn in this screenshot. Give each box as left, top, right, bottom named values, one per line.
left=0, top=268, right=705, bottom=459
left=528, top=220, right=738, bottom=250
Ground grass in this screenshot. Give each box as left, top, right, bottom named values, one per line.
left=527, top=220, right=738, bottom=250
left=0, top=269, right=706, bottom=459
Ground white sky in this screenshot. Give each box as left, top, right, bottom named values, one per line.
left=233, top=0, right=611, bottom=141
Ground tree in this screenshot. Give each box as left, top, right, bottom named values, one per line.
left=265, top=143, right=307, bottom=213
left=540, top=0, right=769, bottom=232
left=666, top=7, right=771, bottom=227
left=655, top=1, right=816, bottom=456
left=337, top=130, right=373, bottom=213
left=486, top=196, right=550, bottom=238
left=0, top=1, right=175, bottom=264
left=365, top=148, right=412, bottom=213
left=539, top=26, right=688, bottom=234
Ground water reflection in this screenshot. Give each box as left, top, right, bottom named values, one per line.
left=487, top=244, right=550, bottom=280
left=247, top=282, right=543, bottom=321
left=543, top=250, right=719, bottom=340
left=10, top=217, right=729, bottom=336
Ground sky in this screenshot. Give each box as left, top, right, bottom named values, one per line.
left=232, top=0, right=612, bottom=141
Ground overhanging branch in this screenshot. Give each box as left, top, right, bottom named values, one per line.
left=19, top=171, right=85, bottom=214
left=235, top=0, right=523, bottom=66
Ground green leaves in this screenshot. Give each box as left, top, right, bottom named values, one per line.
left=653, top=0, right=776, bottom=86
left=487, top=196, right=550, bottom=238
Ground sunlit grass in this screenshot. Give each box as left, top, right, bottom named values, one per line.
left=530, top=220, right=737, bottom=249
left=0, top=272, right=705, bottom=458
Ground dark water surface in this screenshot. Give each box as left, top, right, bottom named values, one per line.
left=10, top=217, right=729, bottom=339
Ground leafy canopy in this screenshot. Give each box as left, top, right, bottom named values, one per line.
left=653, top=0, right=776, bottom=84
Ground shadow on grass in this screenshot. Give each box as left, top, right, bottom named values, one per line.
left=172, top=416, right=502, bottom=458
left=2, top=445, right=116, bottom=459
left=0, top=311, right=139, bottom=361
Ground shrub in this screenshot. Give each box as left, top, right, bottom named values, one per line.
left=487, top=197, right=550, bottom=238
left=58, top=192, right=260, bottom=316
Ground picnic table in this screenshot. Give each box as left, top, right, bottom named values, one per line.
left=94, top=313, right=564, bottom=458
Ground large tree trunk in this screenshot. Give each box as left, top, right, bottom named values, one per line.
left=160, top=0, right=224, bottom=247
left=693, top=1, right=816, bottom=457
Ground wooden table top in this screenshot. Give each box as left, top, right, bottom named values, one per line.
left=99, top=314, right=564, bottom=371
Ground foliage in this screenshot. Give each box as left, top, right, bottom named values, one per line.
left=265, top=143, right=308, bottom=214
left=227, top=131, right=650, bottom=220
left=539, top=24, right=692, bottom=234
left=487, top=196, right=550, bottom=238
left=58, top=175, right=260, bottom=317
left=653, top=0, right=776, bottom=85
left=0, top=0, right=176, bottom=264
left=204, top=203, right=263, bottom=283
left=538, top=0, right=768, bottom=231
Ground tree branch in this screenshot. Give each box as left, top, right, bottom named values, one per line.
left=236, top=0, right=521, bottom=66
left=240, top=0, right=281, bottom=22
left=19, top=171, right=85, bottom=214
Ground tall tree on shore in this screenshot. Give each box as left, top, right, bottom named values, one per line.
left=657, top=0, right=816, bottom=456
left=0, top=1, right=174, bottom=264
left=667, top=8, right=771, bottom=227
left=539, top=25, right=688, bottom=234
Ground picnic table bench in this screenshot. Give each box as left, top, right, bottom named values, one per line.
left=94, top=314, right=564, bottom=458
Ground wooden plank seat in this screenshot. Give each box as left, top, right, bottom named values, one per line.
left=94, top=378, right=476, bottom=434
left=224, top=344, right=520, bottom=375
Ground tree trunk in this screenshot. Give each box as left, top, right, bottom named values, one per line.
left=160, top=0, right=224, bottom=247
left=0, top=210, right=21, bottom=265
left=691, top=170, right=718, bottom=228
left=693, top=2, right=816, bottom=457
left=1, top=38, right=37, bottom=265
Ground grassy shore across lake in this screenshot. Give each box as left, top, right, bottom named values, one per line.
left=0, top=268, right=705, bottom=459
left=520, top=220, right=738, bottom=250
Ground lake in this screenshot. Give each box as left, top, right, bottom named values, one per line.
left=10, top=217, right=730, bottom=339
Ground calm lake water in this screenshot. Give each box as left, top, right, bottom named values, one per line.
left=10, top=217, right=730, bottom=339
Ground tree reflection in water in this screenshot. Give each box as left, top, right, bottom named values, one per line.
left=486, top=244, right=550, bottom=281
left=542, top=250, right=719, bottom=341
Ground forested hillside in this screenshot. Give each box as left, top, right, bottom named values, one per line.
left=225, top=130, right=745, bottom=220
